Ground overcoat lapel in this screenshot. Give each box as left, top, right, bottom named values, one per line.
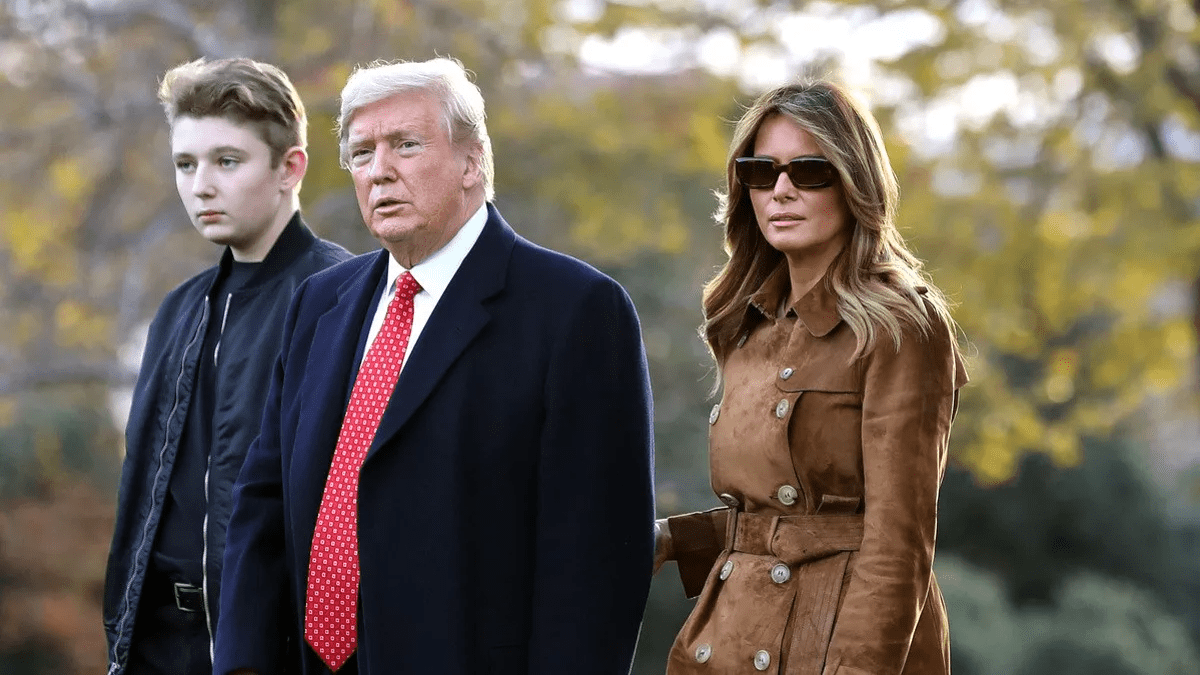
left=365, top=206, right=516, bottom=463
left=299, top=251, right=390, bottom=480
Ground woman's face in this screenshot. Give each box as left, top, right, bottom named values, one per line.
left=747, top=114, right=853, bottom=268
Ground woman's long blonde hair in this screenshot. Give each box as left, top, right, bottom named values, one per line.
left=702, top=79, right=958, bottom=369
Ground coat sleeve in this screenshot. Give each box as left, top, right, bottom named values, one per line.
left=212, top=285, right=307, bottom=675
left=527, top=277, right=656, bottom=675
left=822, top=314, right=964, bottom=675
left=666, top=507, right=729, bottom=598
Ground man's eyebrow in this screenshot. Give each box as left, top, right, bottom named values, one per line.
left=349, top=127, right=424, bottom=145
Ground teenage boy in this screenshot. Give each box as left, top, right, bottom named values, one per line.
left=103, top=57, right=352, bottom=675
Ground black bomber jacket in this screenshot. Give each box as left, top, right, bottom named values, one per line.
left=102, top=213, right=351, bottom=675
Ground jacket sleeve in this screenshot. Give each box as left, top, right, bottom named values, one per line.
left=212, top=285, right=307, bottom=675
left=666, top=507, right=729, bottom=598
left=822, top=315, right=964, bottom=675
left=527, top=277, right=656, bottom=675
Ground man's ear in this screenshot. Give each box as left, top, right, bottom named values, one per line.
left=280, top=146, right=308, bottom=192
left=461, top=143, right=483, bottom=191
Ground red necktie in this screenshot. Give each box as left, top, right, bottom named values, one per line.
left=304, top=271, right=421, bottom=671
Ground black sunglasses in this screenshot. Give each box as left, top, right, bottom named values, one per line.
left=735, top=156, right=838, bottom=190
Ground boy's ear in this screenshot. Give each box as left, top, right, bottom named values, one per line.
left=280, top=146, right=308, bottom=192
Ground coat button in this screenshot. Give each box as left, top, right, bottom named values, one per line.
left=774, top=399, right=789, bottom=418
left=754, top=649, right=771, bottom=670
left=695, top=643, right=712, bottom=663
left=719, top=493, right=741, bottom=509
left=709, top=404, right=721, bottom=425
left=776, top=485, right=798, bottom=506
left=780, top=367, right=794, bottom=380
left=771, top=563, right=791, bottom=584
left=719, top=560, right=735, bottom=580
left=737, top=333, right=748, bottom=348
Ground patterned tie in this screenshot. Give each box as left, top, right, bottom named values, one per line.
left=304, top=271, right=421, bottom=671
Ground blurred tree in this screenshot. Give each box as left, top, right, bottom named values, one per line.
left=937, top=554, right=1200, bottom=675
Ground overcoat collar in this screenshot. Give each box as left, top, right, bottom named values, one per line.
left=747, top=265, right=842, bottom=338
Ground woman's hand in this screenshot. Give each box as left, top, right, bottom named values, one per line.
left=653, top=518, right=673, bottom=574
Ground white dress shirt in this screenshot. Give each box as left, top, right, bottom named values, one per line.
left=360, top=204, right=488, bottom=369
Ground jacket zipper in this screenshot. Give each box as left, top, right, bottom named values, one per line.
left=111, top=302, right=208, bottom=674
left=202, top=292, right=232, bottom=659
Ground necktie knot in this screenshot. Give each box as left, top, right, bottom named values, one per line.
left=395, top=270, right=421, bottom=303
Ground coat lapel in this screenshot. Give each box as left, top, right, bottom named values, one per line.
left=365, top=205, right=517, bottom=463
left=300, top=251, right=390, bottom=472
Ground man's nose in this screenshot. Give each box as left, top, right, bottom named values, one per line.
left=368, top=147, right=397, bottom=183
left=193, top=163, right=216, bottom=197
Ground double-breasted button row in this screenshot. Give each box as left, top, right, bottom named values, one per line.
left=693, top=643, right=773, bottom=670
left=709, top=404, right=721, bottom=425
left=774, top=399, right=789, bottom=418
left=780, top=367, right=794, bottom=380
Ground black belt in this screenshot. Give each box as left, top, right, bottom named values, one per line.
left=171, top=581, right=205, bottom=613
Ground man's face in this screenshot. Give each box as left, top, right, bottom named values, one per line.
left=345, top=90, right=481, bottom=266
left=171, top=115, right=288, bottom=259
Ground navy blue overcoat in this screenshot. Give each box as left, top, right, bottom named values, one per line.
left=215, top=205, right=656, bottom=675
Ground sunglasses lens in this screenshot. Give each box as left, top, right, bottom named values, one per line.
left=786, top=159, right=836, bottom=188
left=735, top=159, right=778, bottom=188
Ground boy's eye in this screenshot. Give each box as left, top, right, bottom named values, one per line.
left=219, top=156, right=239, bottom=168
left=175, top=160, right=195, bottom=171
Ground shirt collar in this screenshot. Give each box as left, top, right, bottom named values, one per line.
left=383, top=203, right=488, bottom=300
left=746, top=264, right=842, bottom=337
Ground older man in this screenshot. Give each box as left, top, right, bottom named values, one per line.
left=214, top=57, right=656, bottom=675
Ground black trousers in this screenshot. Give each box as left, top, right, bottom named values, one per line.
left=125, top=574, right=211, bottom=675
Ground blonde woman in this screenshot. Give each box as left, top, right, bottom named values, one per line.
left=655, top=80, right=968, bottom=675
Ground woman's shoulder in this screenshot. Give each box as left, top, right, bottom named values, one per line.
left=863, top=282, right=968, bottom=388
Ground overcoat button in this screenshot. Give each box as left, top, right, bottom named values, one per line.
left=774, top=399, right=789, bottom=418
left=709, top=404, right=721, bottom=425
left=737, top=333, right=748, bottom=348
left=754, top=649, right=771, bottom=670
left=771, top=563, right=791, bottom=584
left=776, top=484, right=798, bottom=506
left=719, top=560, right=734, bottom=580
left=780, top=367, right=794, bottom=380
left=719, top=493, right=741, bottom=508
left=695, top=643, right=712, bottom=663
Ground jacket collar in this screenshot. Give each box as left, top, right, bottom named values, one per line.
left=217, top=210, right=315, bottom=288
left=746, top=264, right=842, bottom=338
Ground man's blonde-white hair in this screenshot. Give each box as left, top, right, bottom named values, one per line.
left=336, top=57, right=494, bottom=200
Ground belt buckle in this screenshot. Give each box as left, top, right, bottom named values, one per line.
left=173, top=582, right=203, bottom=613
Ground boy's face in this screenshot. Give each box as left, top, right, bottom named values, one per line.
left=170, top=115, right=290, bottom=259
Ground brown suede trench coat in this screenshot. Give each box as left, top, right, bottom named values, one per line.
left=666, top=268, right=967, bottom=675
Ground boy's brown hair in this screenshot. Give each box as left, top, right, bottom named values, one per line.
left=158, top=57, right=307, bottom=167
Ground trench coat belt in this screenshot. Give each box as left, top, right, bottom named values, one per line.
left=731, top=511, right=864, bottom=566
left=730, top=512, right=865, bottom=675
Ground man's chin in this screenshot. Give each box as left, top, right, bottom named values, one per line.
left=194, top=223, right=240, bottom=247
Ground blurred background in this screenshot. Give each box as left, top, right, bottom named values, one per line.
left=1, top=0, right=1198, bottom=673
